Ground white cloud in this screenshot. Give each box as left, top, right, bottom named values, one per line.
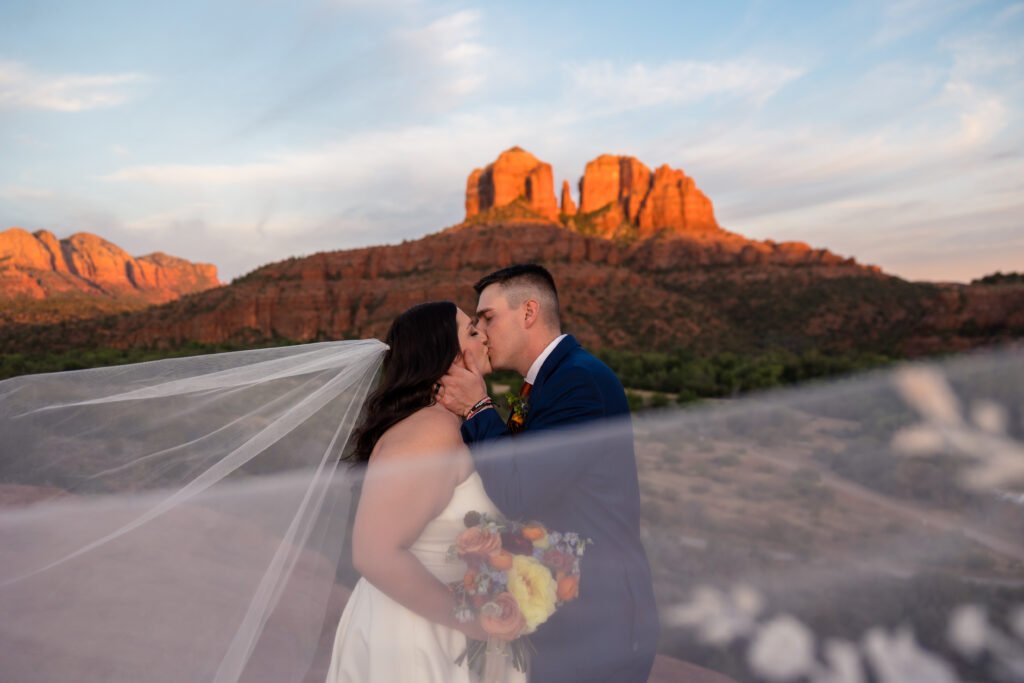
left=12, top=133, right=50, bottom=148
left=0, top=60, right=149, bottom=112
left=0, top=186, right=55, bottom=200
left=103, top=161, right=288, bottom=186
left=102, top=112, right=529, bottom=190
left=563, top=59, right=804, bottom=113
left=873, top=0, right=975, bottom=44
left=941, top=80, right=1008, bottom=145
left=394, top=9, right=490, bottom=101
left=123, top=203, right=215, bottom=232
left=994, top=2, right=1024, bottom=23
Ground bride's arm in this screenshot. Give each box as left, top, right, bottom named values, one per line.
left=351, top=415, right=487, bottom=639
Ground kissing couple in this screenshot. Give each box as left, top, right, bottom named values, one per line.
left=328, top=264, right=659, bottom=682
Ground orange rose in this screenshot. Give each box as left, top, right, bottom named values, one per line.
left=556, top=572, right=579, bottom=602
left=479, top=592, right=526, bottom=642
left=455, top=526, right=501, bottom=558
left=521, top=525, right=546, bottom=541
left=488, top=550, right=514, bottom=570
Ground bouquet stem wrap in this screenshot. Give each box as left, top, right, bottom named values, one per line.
left=483, top=637, right=508, bottom=683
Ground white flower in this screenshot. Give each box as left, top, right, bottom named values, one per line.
left=970, top=400, right=1008, bottom=433
left=863, top=626, right=958, bottom=683
left=893, top=367, right=962, bottom=425
left=947, top=604, right=988, bottom=658
left=747, top=614, right=815, bottom=681
left=663, top=585, right=762, bottom=646
left=891, top=425, right=944, bottom=456
left=732, top=584, right=764, bottom=617
left=810, top=639, right=865, bottom=683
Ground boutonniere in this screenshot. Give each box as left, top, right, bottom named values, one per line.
left=505, top=392, right=529, bottom=434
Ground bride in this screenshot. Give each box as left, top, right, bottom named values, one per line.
left=327, top=301, right=526, bottom=683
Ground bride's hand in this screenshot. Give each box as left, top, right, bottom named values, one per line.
left=457, top=618, right=489, bottom=642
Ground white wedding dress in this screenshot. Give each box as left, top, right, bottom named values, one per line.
left=326, top=470, right=528, bottom=683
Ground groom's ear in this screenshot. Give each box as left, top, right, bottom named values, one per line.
left=522, top=299, right=540, bottom=328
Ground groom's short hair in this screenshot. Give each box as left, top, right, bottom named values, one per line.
left=474, top=264, right=560, bottom=330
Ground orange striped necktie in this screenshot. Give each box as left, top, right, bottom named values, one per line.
left=520, top=382, right=532, bottom=399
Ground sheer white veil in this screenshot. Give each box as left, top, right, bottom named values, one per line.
left=1, top=340, right=1022, bottom=682
left=0, top=340, right=385, bottom=683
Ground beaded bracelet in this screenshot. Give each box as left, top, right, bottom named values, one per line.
left=464, top=397, right=495, bottom=420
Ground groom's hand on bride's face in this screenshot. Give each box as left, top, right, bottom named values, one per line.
left=438, top=354, right=488, bottom=417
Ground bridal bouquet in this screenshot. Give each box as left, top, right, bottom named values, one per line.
left=448, top=511, right=591, bottom=676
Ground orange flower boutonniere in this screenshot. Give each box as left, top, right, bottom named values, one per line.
left=505, top=392, right=529, bottom=434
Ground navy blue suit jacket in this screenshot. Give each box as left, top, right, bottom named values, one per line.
left=462, top=335, right=658, bottom=682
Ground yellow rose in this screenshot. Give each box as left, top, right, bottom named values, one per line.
left=506, top=554, right=557, bottom=633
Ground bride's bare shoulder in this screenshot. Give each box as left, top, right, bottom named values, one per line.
left=371, top=404, right=463, bottom=460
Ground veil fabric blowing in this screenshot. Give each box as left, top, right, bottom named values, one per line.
left=1, top=340, right=1023, bottom=683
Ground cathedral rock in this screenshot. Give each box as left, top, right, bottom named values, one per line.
left=465, top=147, right=559, bottom=221
left=464, top=148, right=722, bottom=239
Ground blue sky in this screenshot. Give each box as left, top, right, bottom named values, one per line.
left=1, top=0, right=1022, bottom=283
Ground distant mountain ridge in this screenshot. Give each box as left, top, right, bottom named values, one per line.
left=0, top=228, right=221, bottom=324
left=1, top=147, right=1021, bottom=356
left=2, top=221, right=1021, bottom=358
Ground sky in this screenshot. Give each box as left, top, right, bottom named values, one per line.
left=1, top=0, right=1022, bottom=284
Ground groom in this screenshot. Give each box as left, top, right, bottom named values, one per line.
left=440, top=264, right=659, bottom=682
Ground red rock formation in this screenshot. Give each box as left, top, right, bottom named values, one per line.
left=0, top=227, right=60, bottom=273
left=4, top=219, right=1020, bottom=361
left=4, top=151, right=1018, bottom=360
left=464, top=147, right=559, bottom=221
left=464, top=150, right=721, bottom=238
left=560, top=180, right=577, bottom=215
left=577, top=155, right=720, bottom=238
left=0, top=227, right=221, bottom=322
left=465, top=169, right=482, bottom=217
left=636, top=164, right=719, bottom=236
left=579, top=154, right=652, bottom=221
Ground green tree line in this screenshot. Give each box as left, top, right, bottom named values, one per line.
left=595, top=347, right=897, bottom=405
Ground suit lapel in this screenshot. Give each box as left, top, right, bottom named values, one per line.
left=529, top=334, right=579, bottom=400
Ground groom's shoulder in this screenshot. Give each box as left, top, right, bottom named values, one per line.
left=559, top=341, right=622, bottom=388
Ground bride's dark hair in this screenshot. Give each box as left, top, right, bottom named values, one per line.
left=347, top=301, right=461, bottom=464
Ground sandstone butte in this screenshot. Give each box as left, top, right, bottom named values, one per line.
left=465, top=148, right=724, bottom=240
left=465, top=146, right=560, bottom=221
left=0, top=227, right=221, bottom=306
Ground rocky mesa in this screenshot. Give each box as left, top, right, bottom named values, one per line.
left=0, top=228, right=221, bottom=323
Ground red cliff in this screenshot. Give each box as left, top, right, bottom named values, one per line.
left=560, top=180, right=577, bottom=216
left=0, top=227, right=221, bottom=323
left=464, top=147, right=560, bottom=221
left=464, top=149, right=723, bottom=239
left=577, top=155, right=721, bottom=238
